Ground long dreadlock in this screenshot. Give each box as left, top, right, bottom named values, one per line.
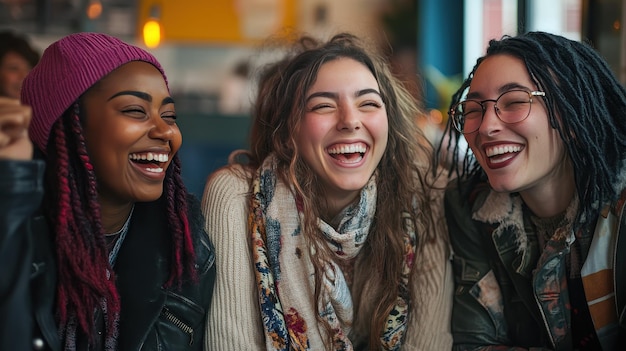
left=42, top=104, right=197, bottom=347
left=436, top=31, right=626, bottom=230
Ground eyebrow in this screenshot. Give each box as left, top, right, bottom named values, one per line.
left=466, top=82, right=531, bottom=100
left=108, top=91, right=175, bottom=105
left=306, top=88, right=382, bottom=102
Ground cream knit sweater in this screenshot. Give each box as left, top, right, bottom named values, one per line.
left=202, top=166, right=453, bottom=350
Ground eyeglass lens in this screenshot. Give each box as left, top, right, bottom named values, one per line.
left=453, top=90, right=535, bottom=133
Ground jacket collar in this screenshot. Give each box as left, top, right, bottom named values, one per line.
left=472, top=190, right=528, bottom=254
left=472, top=189, right=580, bottom=254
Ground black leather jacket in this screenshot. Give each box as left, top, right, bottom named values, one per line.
left=445, top=178, right=625, bottom=350
left=1, top=160, right=216, bottom=350
left=0, top=160, right=45, bottom=351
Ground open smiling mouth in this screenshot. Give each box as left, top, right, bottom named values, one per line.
left=485, top=145, right=522, bottom=164
left=327, top=144, right=367, bottom=164
left=129, top=152, right=169, bottom=173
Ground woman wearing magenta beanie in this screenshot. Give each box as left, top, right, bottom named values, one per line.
left=9, top=32, right=216, bottom=350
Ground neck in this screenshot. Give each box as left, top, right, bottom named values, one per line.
left=100, top=202, right=135, bottom=234
left=520, top=160, right=576, bottom=218
left=323, top=190, right=359, bottom=223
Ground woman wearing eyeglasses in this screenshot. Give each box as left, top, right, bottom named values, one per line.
left=437, top=31, right=626, bottom=350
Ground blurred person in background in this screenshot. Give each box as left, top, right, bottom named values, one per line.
left=0, top=30, right=39, bottom=99
left=202, top=32, right=452, bottom=350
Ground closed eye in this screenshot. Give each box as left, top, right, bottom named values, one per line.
left=122, top=108, right=147, bottom=118
left=360, top=100, right=382, bottom=109
left=162, top=114, right=177, bottom=124
left=308, top=103, right=336, bottom=112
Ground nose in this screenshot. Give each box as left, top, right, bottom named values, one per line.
left=148, top=115, right=174, bottom=141
left=477, top=101, right=502, bottom=135
left=336, top=104, right=361, bottom=131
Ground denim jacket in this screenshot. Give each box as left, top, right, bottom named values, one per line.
left=445, top=179, right=625, bottom=350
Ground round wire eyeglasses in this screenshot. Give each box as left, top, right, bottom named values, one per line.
left=450, top=90, right=545, bottom=134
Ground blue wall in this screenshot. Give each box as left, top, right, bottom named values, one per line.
left=177, top=113, right=251, bottom=199
left=418, top=0, right=464, bottom=110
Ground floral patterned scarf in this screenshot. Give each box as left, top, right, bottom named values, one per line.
left=249, top=154, right=416, bottom=350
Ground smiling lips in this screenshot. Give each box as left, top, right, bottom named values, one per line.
left=129, top=152, right=169, bottom=173
left=327, top=142, right=367, bottom=164
left=485, top=144, right=523, bottom=164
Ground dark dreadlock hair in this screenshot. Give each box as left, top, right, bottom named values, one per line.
left=42, top=104, right=196, bottom=346
left=436, top=31, right=626, bottom=230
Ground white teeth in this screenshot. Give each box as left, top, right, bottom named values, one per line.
left=327, top=144, right=367, bottom=154
left=145, top=167, right=164, bottom=173
left=486, top=145, right=522, bottom=157
left=129, top=152, right=169, bottom=162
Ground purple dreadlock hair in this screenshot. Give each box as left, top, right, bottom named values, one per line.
left=42, top=104, right=197, bottom=346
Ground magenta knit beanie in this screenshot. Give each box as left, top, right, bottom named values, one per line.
left=21, top=32, right=167, bottom=154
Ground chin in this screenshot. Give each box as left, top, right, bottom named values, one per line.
left=337, top=181, right=369, bottom=192
left=487, top=179, right=520, bottom=194
left=133, top=189, right=164, bottom=202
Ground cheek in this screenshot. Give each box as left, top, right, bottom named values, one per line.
left=85, top=126, right=116, bottom=155
left=376, top=128, right=389, bottom=155
left=294, top=128, right=314, bottom=158
left=547, top=129, right=566, bottom=157
left=298, top=118, right=330, bottom=145
left=171, top=126, right=183, bottom=153
left=4, top=72, right=20, bottom=84
left=84, top=128, right=105, bottom=158
left=464, top=134, right=480, bottom=155
left=369, top=113, right=389, bottom=142
left=84, top=123, right=132, bottom=170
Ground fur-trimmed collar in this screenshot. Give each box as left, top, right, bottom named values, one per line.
left=471, top=190, right=579, bottom=254
left=472, top=190, right=528, bottom=253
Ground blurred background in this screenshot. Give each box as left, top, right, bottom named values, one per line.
left=1, top=0, right=623, bottom=197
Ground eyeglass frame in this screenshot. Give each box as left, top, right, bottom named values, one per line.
left=449, top=89, right=546, bottom=134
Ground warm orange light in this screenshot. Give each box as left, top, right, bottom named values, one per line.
left=429, top=109, right=444, bottom=125
left=86, top=1, right=102, bottom=20
left=613, top=20, right=621, bottom=31
left=143, top=19, right=161, bottom=48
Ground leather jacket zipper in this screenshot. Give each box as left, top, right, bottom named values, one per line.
left=161, top=307, right=194, bottom=346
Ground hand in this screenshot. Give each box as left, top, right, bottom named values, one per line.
left=0, top=97, right=33, bottom=160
